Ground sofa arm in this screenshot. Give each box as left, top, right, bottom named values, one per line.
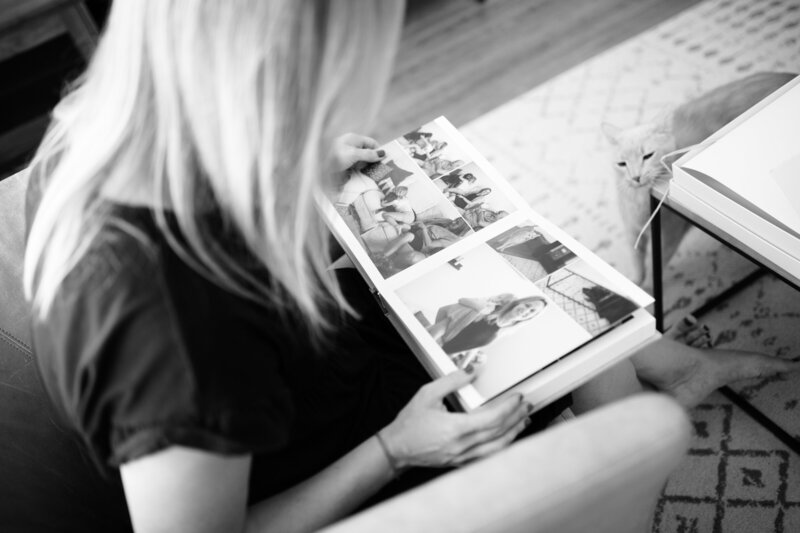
left=0, top=170, right=31, bottom=352
left=320, top=393, right=689, bottom=533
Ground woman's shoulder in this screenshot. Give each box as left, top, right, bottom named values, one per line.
left=33, top=206, right=297, bottom=470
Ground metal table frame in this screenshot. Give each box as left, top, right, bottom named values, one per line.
left=650, top=188, right=800, bottom=456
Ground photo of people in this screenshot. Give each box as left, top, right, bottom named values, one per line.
left=373, top=217, right=473, bottom=276
left=433, top=162, right=516, bottom=230
left=461, top=204, right=510, bottom=230
left=427, top=293, right=549, bottom=355
left=332, top=140, right=471, bottom=278
left=398, top=121, right=471, bottom=179
left=534, top=259, right=638, bottom=337
left=487, top=222, right=578, bottom=283
left=397, top=245, right=592, bottom=400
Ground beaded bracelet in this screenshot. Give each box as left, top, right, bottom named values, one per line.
left=375, top=430, right=404, bottom=477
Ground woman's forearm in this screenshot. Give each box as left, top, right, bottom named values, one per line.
left=246, top=436, right=394, bottom=533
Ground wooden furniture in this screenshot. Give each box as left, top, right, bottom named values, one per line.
left=0, top=1, right=99, bottom=174
left=0, top=0, right=98, bottom=60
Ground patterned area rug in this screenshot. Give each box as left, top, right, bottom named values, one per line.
left=462, top=0, right=800, bottom=531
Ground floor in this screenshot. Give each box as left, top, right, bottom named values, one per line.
left=377, top=0, right=703, bottom=140
left=0, top=0, right=701, bottom=176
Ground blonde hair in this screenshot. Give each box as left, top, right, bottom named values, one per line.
left=24, top=0, right=404, bottom=334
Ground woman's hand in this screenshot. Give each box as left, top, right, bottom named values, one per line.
left=332, top=133, right=385, bottom=172
left=378, top=371, right=532, bottom=469
left=458, top=297, right=496, bottom=315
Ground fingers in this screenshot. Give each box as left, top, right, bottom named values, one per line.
left=332, top=133, right=385, bottom=171
left=455, top=416, right=530, bottom=464
left=349, top=147, right=385, bottom=164
left=340, top=133, right=380, bottom=150
left=684, top=325, right=712, bottom=348
left=420, top=371, right=476, bottom=403
left=663, top=314, right=694, bottom=339
left=461, top=394, right=530, bottom=434
left=458, top=395, right=531, bottom=450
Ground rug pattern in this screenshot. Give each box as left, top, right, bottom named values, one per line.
left=462, top=0, right=800, bottom=531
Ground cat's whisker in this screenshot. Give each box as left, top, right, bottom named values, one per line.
left=603, top=72, right=795, bottom=288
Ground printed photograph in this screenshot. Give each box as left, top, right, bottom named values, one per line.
left=332, top=140, right=472, bottom=278
left=433, top=162, right=516, bottom=231
left=487, top=222, right=578, bottom=283
left=534, top=259, right=639, bottom=337
left=398, top=121, right=471, bottom=179
left=396, top=245, right=592, bottom=399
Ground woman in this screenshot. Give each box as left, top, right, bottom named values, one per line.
left=422, top=156, right=465, bottom=178
left=440, top=171, right=477, bottom=190
left=428, top=296, right=548, bottom=354
left=24, top=2, right=537, bottom=532
left=377, top=186, right=415, bottom=224
left=23, top=1, right=798, bottom=532
left=463, top=204, right=510, bottom=229
left=380, top=219, right=462, bottom=272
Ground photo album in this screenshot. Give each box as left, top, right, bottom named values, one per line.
left=319, top=117, right=656, bottom=411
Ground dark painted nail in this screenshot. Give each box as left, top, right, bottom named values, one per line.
left=377, top=150, right=386, bottom=158
left=525, top=402, right=535, bottom=414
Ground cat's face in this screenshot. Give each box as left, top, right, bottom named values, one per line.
left=602, top=122, right=673, bottom=188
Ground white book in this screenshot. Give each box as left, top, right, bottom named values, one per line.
left=671, top=76, right=800, bottom=273
left=319, top=117, right=655, bottom=411
left=668, top=175, right=800, bottom=284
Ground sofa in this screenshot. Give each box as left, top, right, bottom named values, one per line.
left=0, top=169, right=691, bottom=533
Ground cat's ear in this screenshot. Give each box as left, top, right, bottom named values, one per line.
left=601, top=122, right=622, bottom=144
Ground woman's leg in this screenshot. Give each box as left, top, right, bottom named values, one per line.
left=572, top=358, right=644, bottom=415
left=573, top=316, right=800, bottom=412
left=630, top=339, right=800, bottom=408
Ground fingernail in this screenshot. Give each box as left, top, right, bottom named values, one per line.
left=683, top=316, right=697, bottom=326
left=702, top=325, right=710, bottom=332
left=524, top=418, right=531, bottom=428
left=525, top=402, right=535, bottom=414
left=377, top=150, right=386, bottom=158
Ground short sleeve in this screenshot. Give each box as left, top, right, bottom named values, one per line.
left=32, top=230, right=296, bottom=471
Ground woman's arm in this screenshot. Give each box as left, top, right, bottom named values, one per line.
left=457, top=297, right=495, bottom=313
left=463, top=198, right=487, bottom=210
left=120, top=440, right=391, bottom=533
left=121, top=372, right=532, bottom=533
left=252, top=372, right=532, bottom=532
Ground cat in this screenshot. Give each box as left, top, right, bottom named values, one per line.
left=602, top=71, right=796, bottom=289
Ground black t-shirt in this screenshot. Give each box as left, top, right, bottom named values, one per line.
left=29, top=202, right=429, bottom=514
left=440, top=318, right=500, bottom=354
left=27, top=196, right=570, bottom=531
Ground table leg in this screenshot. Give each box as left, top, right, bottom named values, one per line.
left=650, top=193, right=664, bottom=332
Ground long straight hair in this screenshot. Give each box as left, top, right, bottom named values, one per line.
left=24, top=0, right=404, bottom=335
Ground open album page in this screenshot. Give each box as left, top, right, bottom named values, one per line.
left=322, top=117, right=652, bottom=405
